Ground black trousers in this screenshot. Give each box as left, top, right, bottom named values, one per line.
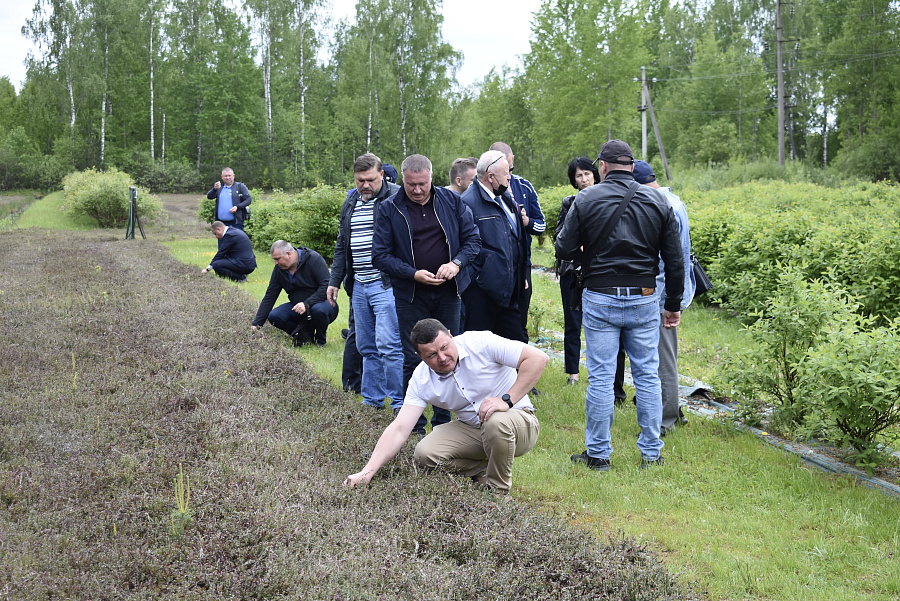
left=342, top=303, right=362, bottom=394
left=395, top=288, right=457, bottom=434
left=559, top=272, right=583, bottom=375
left=462, top=283, right=527, bottom=343
left=211, top=258, right=253, bottom=281
left=519, top=269, right=533, bottom=341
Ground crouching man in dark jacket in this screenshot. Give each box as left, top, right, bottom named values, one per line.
left=251, top=240, right=338, bottom=346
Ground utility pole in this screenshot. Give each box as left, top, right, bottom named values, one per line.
left=776, top=0, right=786, bottom=166
left=643, top=78, right=672, bottom=182
left=641, top=66, right=647, bottom=161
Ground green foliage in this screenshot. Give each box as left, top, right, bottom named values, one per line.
left=687, top=180, right=900, bottom=323
left=719, top=271, right=862, bottom=435
left=62, top=168, right=163, bottom=228
left=109, top=149, right=201, bottom=193
left=800, top=317, right=900, bottom=472
left=170, top=463, right=193, bottom=536
left=245, top=185, right=344, bottom=260
left=535, top=184, right=571, bottom=247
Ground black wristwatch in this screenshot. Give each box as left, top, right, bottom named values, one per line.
left=502, top=394, right=513, bottom=408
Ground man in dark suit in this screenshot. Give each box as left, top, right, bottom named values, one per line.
left=202, top=221, right=257, bottom=282
left=460, top=150, right=530, bottom=343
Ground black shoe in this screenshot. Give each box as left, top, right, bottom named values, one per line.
left=530, top=386, right=542, bottom=396
left=678, top=408, right=688, bottom=425
left=640, top=456, right=665, bottom=470
left=614, top=396, right=626, bottom=407
left=290, top=324, right=312, bottom=347
left=571, top=451, right=610, bottom=472
left=236, top=275, right=248, bottom=283
left=341, top=328, right=349, bottom=340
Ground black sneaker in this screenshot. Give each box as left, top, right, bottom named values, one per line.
left=640, top=456, right=665, bottom=470
left=341, top=328, right=349, bottom=340
left=290, top=324, right=312, bottom=347
left=570, top=451, right=610, bottom=472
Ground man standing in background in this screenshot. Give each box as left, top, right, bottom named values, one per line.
left=633, top=160, right=695, bottom=436
left=207, top=167, right=251, bottom=231
left=488, top=142, right=545, bottom=340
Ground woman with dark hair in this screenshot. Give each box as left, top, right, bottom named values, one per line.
left=556, top=157, right=600, bottom=385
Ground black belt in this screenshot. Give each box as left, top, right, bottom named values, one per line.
left=588, top=287, right=654, bottom=296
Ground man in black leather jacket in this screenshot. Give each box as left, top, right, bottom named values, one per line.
left=556, top=139, right=683, bottom=472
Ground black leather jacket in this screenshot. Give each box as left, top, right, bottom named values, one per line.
left=555, top=171, right=684, bottom=313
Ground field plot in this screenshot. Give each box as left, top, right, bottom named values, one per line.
left=0, top=228, right=690, bottom=599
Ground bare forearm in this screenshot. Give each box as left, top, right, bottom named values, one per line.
left=509, top=350, right=549, bottom=402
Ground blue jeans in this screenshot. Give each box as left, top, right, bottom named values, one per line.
left=582, top=289, right=664, bottom=461
left=352, top=280, right=404, bottom=409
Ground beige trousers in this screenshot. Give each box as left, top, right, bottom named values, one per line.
left=413, top=409, right=540, bottom=493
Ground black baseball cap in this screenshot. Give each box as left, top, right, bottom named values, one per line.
left=595, top=140, right=634, bottom=165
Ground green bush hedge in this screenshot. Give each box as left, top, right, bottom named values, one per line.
left=687, top=180, right=900, bottom=323
left=535, top=184, right=572, bottom=248
left=62, top=168, right=163, bottom=228
left=244, top=185, right=345, bottom=261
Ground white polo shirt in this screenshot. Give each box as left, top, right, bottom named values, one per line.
left=404, top=330, right=534, bottom=428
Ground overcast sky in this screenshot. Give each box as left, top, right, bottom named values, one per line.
left=0, top=0, right=542, bottom=93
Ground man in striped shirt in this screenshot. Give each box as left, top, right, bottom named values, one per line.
left=328, top=153, right=404, bottom=412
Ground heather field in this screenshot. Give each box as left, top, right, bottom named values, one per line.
left=0, top=226, right=692, bottom=599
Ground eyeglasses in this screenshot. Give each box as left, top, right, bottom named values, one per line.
left=486, top=155, right=505, bottom=171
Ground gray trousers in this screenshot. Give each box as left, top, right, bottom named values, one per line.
left=658, top=319, right=680, bottom=431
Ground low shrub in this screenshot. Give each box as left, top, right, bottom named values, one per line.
left=719, top=270, right=862, bottom=437
left=799, top=317, right=900, bottom=472
left=63, top=168, right=163, bottom=228
left=245, top=185, right=344, bottom=260
left=535, top=184, right=570, bottom=247
left=136, top=159, right=201, bottom=194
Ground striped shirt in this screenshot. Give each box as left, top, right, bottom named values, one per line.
left=350, top=198, right=380, bottom=284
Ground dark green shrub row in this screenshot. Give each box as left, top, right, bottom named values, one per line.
left=242, top=185, right=345, bottom=261
left=63, top=168, right=163, bottom=228
left=720, top=270, right=900, bottom=471
left=687, top=180, right=900, bottom=323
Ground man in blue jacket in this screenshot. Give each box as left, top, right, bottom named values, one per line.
left=201, top=221, right=257, bottom=282
left=489, top=142, right=545, bottom=339
left=207, top=167, right=251, bottom=230
left=252, top=240, right=338, bottom=346
left=372, top=154, right=481, bottom=435
left=460, top=150, right=530, bottom=343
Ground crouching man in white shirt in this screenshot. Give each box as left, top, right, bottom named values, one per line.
left=345, top=318, right=547, bottom=493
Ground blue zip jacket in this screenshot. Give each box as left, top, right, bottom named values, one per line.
left=460, top=181, right=530, bottom=308
left=509, top=174, right=545, bottom=266
left=372, top=185, right=481, bottom=303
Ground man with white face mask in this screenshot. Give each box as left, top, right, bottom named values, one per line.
left=459, top=150, right=530, bottom=343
